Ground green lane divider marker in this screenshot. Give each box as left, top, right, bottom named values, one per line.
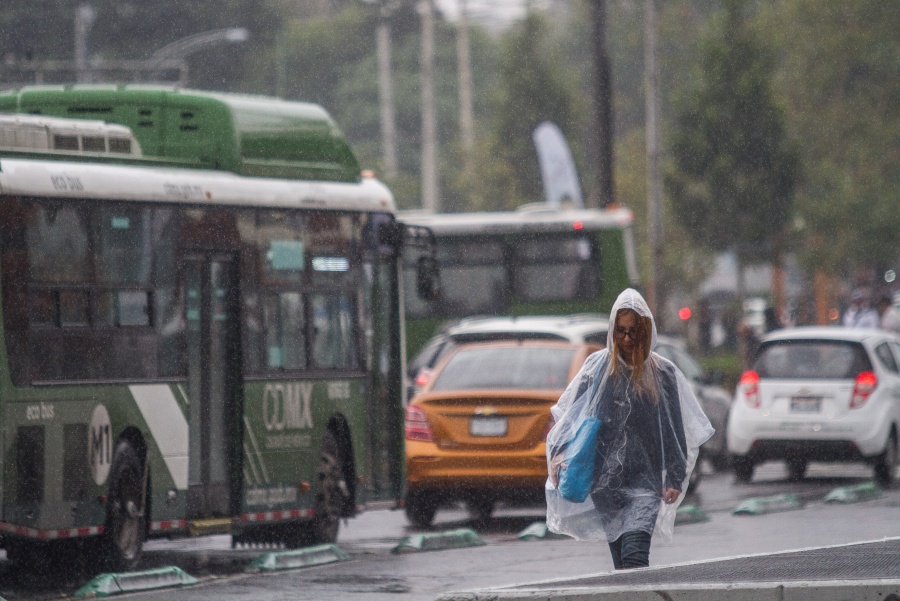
left=675, top=504, right=710, bottom=524
left=823, top=481, right=884, bottom=504
left=74, top=566, right=198, bottom=598
left=392, top=528, right=486, bottom=553
left=248, top=544, right=350, bottom=572
left=733, top=493, right=803, bottom=516
left=517, top=521, right=568, bottom=541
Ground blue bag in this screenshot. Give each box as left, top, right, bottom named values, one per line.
left=557, top=369, right=603, bottom=503
left=558, top=417, right=602, bottom=502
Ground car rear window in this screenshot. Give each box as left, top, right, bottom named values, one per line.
left=431, top=346, right=577, bottom=390
left=754, top=340, right=872, bottom=379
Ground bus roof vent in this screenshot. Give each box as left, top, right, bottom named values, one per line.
left=0, top=113, right=142, bottom=157
left=516, top=203, right=564, bottom=214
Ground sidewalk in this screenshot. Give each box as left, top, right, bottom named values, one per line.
left=436, top=537, right=900, bottom=600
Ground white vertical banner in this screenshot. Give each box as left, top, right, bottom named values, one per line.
left=532, top=121, right=584, bottom=208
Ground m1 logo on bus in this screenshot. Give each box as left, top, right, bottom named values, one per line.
left=89, top=404, right=113, bottom=485
left=263, top=383, right=314, bottom=432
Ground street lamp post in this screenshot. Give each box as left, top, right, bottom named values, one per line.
left=148, top=27, right=250, bottom=86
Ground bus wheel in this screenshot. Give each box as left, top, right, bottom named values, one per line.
left=287, top=431, right=347, bottom=548
left=6, top=541, right=53, bottom=573
left=101, top=441, right=146, bottom=571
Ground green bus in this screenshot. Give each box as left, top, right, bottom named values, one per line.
left=399, top=205, right=639, bottom=357
left=0, top=86, right=432, bottom=571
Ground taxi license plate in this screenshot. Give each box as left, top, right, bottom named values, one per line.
left=790, top=396, right=821, bottom=413
left=470, top=416, right=507, bottom=437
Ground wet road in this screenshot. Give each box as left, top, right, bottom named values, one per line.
left=2, top=461, right=898, bottom=600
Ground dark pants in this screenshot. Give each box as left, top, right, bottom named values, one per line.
left=608, top=530, right=652, bottom=569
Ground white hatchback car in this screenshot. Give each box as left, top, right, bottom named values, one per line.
left=727, top=327, right=900, bottom=485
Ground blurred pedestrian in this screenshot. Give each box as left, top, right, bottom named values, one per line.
left=698, top=298, right=712, bottom=354
left=545, top=289, right=714, bottom=570
left=842, top=289, right=879, bottom=329
left=877, top=296, right=900, bottom=334
left=738, top=321, right=761, bottom=370
left=763, top=306, right=783, bottom=332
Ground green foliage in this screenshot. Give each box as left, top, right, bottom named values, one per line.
left=760, top=0, right=900, bottom=273
left=484, top=13, right=579, bottom=206
left=667, top=0, right=800, bottom=266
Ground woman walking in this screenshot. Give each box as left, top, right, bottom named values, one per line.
left=547, top=289, right=713, bottom=569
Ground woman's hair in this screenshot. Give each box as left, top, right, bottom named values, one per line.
left=610, top=309, right=658, bottom=401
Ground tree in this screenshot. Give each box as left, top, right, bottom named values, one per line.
left=482, top=12, right=579, bottom=208
left=667, top=0, right=799, bottom=300
left=761, top=0, right=900, bottom=283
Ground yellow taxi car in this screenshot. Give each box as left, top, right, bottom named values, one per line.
left=404, top=339, right=601, bottom=527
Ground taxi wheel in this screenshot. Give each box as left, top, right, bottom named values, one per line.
left=874, top=432, right=897, bottom=488
left=466, top=498, right=495, bottom=522
left=405, top=491, right=438, bottom=528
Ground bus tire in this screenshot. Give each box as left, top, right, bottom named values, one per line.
left=287, top=431, right=347, bottom=548
left=101, top=441, right=146, bottom=571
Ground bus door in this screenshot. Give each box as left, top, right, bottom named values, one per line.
left=183, top=254, right=241, bottom=520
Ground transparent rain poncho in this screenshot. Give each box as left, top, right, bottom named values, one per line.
left=546, top=289, right=714, bottom=543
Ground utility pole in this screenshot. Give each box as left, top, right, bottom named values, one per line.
left=590, top=0, right=614, bottom=208
left=74, top=4, right=96, bottom=84
left=376, top=2, right=398, bottom=179
left=644, top=0, right=663, bottom=322
left=420, top=0, right=440, bottom=211
left=457, top=0, right=475, bottom=184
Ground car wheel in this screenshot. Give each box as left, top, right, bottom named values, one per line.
left=709, top=452, right=731, bottom=473
left=786, top=458, right=808, bottom=481
left=466, top=497, right=495, bottom=522
left=405, top=490, right=438, bottom=528
left=101, top=441, right=146, bottom=572
left=874, top=432, right=898, bottom=488
left=732, top=455, right=754, bottom=484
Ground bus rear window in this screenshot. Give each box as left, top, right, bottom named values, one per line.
left=754, top=341, right=872, bottom=379
left=513, top=236, right=599, bottom=302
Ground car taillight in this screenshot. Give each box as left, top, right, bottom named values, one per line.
left=405, top=405, right=434, bottom=441
left=850, top=371, right=877, bottom=409
left=740, top=370, right=760, bottom=408
left=414, top=368, right=433, bottom=389
left=542, top=416, right=555, bottom=442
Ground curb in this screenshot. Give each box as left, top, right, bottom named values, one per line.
left=675, top=504, right=710, bottom=524
left=732, top=493, right=803, bottom=516
left=392, top=528, right=486, bottom=553
left=247, top=544, right=350, bottom=572
left=74, top=566, right=198, bottom=598
left=517, top=522, right=569, bottom=541
left=823, top=482, right=884, bottom=504
left=435, top=579, right=900, bottom=601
